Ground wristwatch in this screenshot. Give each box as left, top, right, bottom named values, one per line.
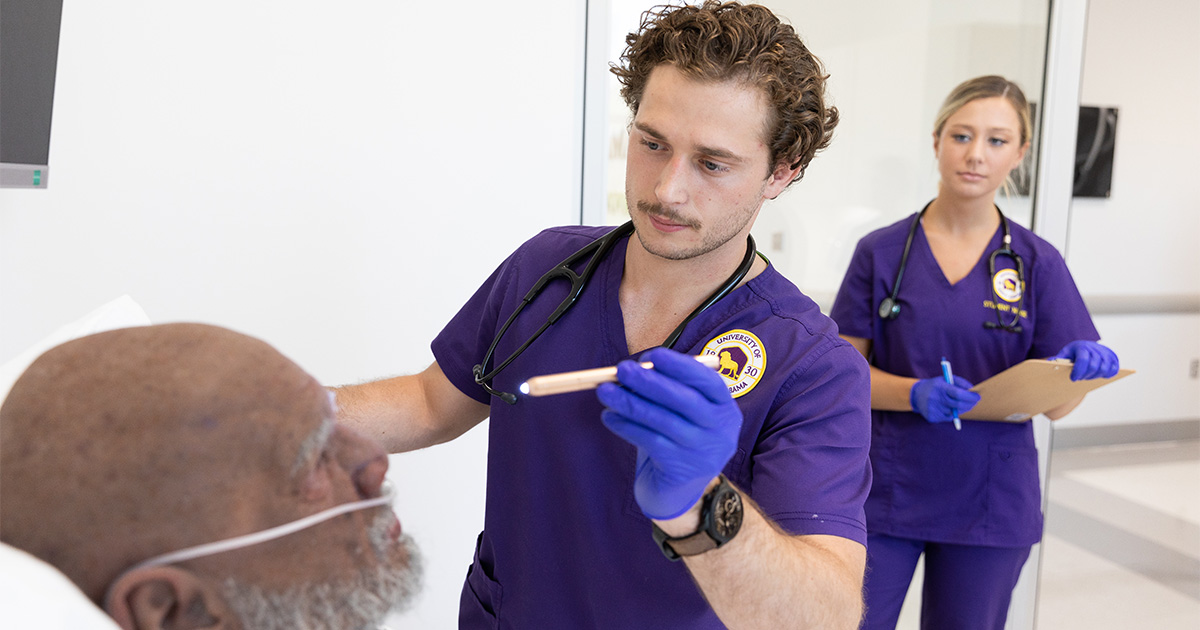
left=651, top=475, right=744, bottom=561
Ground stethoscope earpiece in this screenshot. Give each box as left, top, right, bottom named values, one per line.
left=984, top=320, right=1023, bottom=333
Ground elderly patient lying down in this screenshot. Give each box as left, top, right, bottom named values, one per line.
left=0, top=323, right=421, bottom=630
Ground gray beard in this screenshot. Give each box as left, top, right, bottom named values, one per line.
left=220, top=513, right=422, bottom=630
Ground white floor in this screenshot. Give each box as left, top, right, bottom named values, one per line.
left=892, top=438, right=1200, bottom=629
left=1036, top=439, right=1200, bottom=629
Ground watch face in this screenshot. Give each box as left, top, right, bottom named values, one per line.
left=713, top=489, right=744, bottom=539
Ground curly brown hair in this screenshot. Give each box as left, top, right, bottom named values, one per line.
left=610, top=1, right=838, bottom=185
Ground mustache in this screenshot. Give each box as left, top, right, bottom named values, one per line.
left=635, top=200, right=699, bottom=230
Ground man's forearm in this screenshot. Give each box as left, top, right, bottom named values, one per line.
left=658, top=486, right=865, bottom=629
left=331, top=378, right=427, bottom=453
left=332, top=363, right=490, bottom=453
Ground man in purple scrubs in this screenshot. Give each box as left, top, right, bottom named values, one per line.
left=335, top=3, right=871, bottom=627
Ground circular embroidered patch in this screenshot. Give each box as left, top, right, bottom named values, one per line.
left=992, top=268, right=1023, bottom=303
left=702, top=329, right=766, bottom=399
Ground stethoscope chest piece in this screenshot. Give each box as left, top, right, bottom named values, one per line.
left=878, top=296, right=900, bottom=320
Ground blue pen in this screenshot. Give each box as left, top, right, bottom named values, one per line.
left=941, top=357, right=962, bottom=431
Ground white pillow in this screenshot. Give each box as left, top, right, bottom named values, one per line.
left=0, top=295, right=151, bottom=404
left=0, top=543, right=122, bottom=629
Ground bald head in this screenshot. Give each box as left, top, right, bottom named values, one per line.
left=0, top=323, right=329, bottom=603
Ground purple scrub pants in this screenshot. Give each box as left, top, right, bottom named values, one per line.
left=862, top=533, right=1031, bottom=630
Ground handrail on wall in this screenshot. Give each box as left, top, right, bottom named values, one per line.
left=1084, top=294, right=1200, bottom=315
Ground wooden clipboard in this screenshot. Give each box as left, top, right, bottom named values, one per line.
left=959, top=359, right=1134, bottom=422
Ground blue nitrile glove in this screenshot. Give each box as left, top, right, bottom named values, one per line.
left=910, top=375, right=981, bottom=424
left=596, top=348, right=742, bottom=521
left=1051, top=340, right=1120, bottom=381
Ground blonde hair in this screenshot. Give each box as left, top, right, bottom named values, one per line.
left=934, top=75, right=1032, bottom=144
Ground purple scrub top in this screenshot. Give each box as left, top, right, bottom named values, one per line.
left=830, top=210, right=1099, bottom=547
left=434, top=225, right=872, bottom=629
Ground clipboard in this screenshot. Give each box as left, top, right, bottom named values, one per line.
left=959, top=359, right=1134, bottom=422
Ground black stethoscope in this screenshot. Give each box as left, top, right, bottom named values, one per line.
left=473, top=221, right=758, bottom=404
left=878, top=202, right=1026, bottom=333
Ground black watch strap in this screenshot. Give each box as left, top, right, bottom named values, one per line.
left=651, top=475, right=744, bottom=561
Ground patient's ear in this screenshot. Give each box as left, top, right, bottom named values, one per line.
left=105, top=566, right=238, bottom=630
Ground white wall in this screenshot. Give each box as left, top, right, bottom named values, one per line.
left=0, top=2, right=586, bottom=628
left=1068, top=0, right=1200, bottom=299
left=1055, top=0, right=1200, bottom=430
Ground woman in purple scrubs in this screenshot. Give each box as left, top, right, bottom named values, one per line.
left=830, top=75, right=1120, bottom=629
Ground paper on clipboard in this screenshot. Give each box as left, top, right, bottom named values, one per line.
left=959, top=359, right=1134, bottom=423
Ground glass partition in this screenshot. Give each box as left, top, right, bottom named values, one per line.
left=594, top=2, right=1054, bottom=628
left=601, top=0, right=1048, bottom=310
